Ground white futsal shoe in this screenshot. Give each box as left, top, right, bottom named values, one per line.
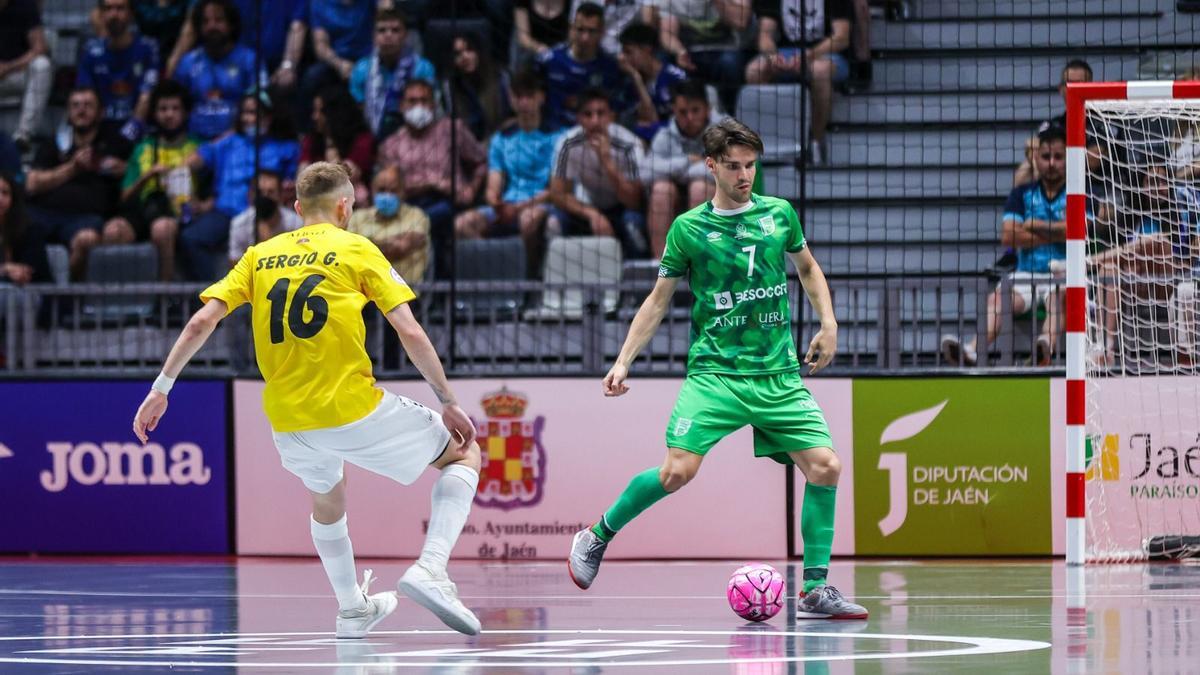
left=336, top=569, right=398, bottom=639
left=398, top=562, right=482, bottom=635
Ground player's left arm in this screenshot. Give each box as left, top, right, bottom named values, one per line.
left=788, top=247, right=838, bottom=373
left=132, top=299, right=229, bottom=443
left=385, top=303, right=477, bottom=449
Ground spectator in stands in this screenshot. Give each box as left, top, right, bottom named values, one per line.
left=0, top=172, right=51, bottom=293
left=539, top=2, right=629, bottom=128
left=377, top=79, right=487, bottom=277
left=350, top=8, right=437, bottom=138
left=1089, top=165, right=1200, bottom=366
left=442, top=32, right=512, bottom=142
left=348, top=166, right=431, bottom=283
left=578, top=0, right=641, bottom=56
left=304, top=0, right=377, bottom=118
left=0, top=0, right=52, bottom=148
left=618, top=22, right=689, bottom=142
left=514, top=0, right=571, bottom=63
left=173, top=0, right=265, bottom=140
left=745, top=0, right=852, bottom=166
left=164, top=1, right=306, bottom=88
left=644, top=79, right=719, bottom=257
left=1014, top=59, right=1092, bottom=186
left=25, top=87, right=132, bottom=280
left=93, top=1, right=191, bottom=72
left=548, top=87, right=646, bottom=257
left=942, top=125, right=1069, bottom=367
left=641, top=0, right=751, bottom=114
left=454, top=71, right=562, bottom=275
left=302, top=86, right=375, bottom=203
left=117, top=80, right=199, bottom=281
left=227, top=169, right=302, bottom=264
left=78, top=0, right=161, bottom=140
left=184, top=91, right=299, bottom=280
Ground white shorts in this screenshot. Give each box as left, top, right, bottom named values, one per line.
left=1002, top=272, right=1059, bottom=312
left=272, top=391, right=452, bottom=494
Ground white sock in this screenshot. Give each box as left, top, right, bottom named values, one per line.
left=310, top=514, right=365, bottom=612
left=417, top=464, right=479, bottom=575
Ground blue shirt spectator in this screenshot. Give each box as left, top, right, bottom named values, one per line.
left=232, top=0, right=304, bottom=67
left=489, top=123, right=563, bottom=203
left=197, top=132, right=298, bottom=217
left=539, top=43, right=627, bottom=128
left=538, top=4, right=630, bottom=128
left=310, top=0, right=374, bottom=62
left=1003, top=181, right=1067, bottom=273
left=77, top=32, right=160, bottom=126
left=174, top=44, right=264, bottom=139
left=350, top=53, right=436, bottom=136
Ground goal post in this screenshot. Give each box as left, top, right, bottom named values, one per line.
left=1065, top=78, right=1200, bottom=562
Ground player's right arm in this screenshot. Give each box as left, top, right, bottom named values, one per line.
left=132, top=299, right=228, bottom=443
left=384, top=304, right=476, bottom=449
left=603, top=275, right=680, bottom=397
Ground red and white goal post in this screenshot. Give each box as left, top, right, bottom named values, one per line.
left=1066, top=80, right=1200, bottom=565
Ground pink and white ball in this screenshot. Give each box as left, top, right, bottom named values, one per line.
left=727, top=563, right=786, bottom=622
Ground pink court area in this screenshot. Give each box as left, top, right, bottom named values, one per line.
left=1, top=557, right=1196, bottom=673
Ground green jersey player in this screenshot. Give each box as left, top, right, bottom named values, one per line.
left=567, top=118, right=867, bottom=620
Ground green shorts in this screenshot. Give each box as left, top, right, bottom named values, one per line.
left=664, top=371, right=834, bottom=464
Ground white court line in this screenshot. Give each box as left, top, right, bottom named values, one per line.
left=0, top=628, right=1050, bottom=668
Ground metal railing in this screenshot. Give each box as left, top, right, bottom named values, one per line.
left=0, top=275, right=1081, bottom=378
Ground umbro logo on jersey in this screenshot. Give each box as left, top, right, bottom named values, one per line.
left=706, top=232, right=722, bottom=241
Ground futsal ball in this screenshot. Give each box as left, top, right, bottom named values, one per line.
left=727, top=563, right=786, bottom=622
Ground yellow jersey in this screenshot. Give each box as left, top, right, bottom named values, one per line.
left=201, top=221, right=416, bottom=432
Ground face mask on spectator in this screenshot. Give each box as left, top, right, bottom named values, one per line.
left=404, top=105, right=435, bottom=130
left=374, top=192, right=400, bottom=217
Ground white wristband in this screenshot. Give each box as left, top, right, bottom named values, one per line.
left=152, top=373, right=176, bottom=395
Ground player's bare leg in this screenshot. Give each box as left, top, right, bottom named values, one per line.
left=398, top=440, right=483, bottom=635
left=310, top=478, right=399, bottom=638
left=788, top=447, right=867, bottom=620
left=570, top=448, right=703, bottom=589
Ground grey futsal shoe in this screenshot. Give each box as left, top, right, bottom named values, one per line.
left=335, top=569, right=398, bottom=638
left=795, top=585, right=869, bottom=620
left=398, top=562, right=481, bottom=636
left=568, top=528, right=608, bottom=590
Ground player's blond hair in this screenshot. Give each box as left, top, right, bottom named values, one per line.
left=296, top=161, right=352, bottom=213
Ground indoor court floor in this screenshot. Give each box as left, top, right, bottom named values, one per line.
left=0, top=557, right=1196, bottom=673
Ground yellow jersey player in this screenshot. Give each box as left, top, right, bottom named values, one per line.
left=132, top=162, right=482, bottom=638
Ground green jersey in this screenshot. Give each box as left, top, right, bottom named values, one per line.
left=658, top=195, right=807, bottom=376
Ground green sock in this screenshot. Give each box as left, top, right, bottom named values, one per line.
left=590, top=467, right=670, bottom=542
left=801, top=483, right=836, bottom=593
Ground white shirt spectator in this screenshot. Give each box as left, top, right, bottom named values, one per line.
left=228, top=205, right=302, bottom=261
left=551, top=122, right=645, bottom=211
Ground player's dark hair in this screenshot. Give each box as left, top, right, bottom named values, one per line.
left=149, top=79, right=193, bottom=114
left=509, top=69, right=545, bottom=96
left=375, top=7, right=408, bottom=29
left=670, top=79, right=708, bottom=106
left=1063, top=59, right=1093, bottom=81
left=618, top=23, right=658, bottom=49
left=575, top=2, right=605, bottom=22
left=576, top=87, right=611, bottom=111
left=192, top=0, right=241, bottom=44
left=703, top=118, right=764, bottom=159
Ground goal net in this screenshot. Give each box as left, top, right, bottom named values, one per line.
left=1070, top=85, right=1200, bottom=563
